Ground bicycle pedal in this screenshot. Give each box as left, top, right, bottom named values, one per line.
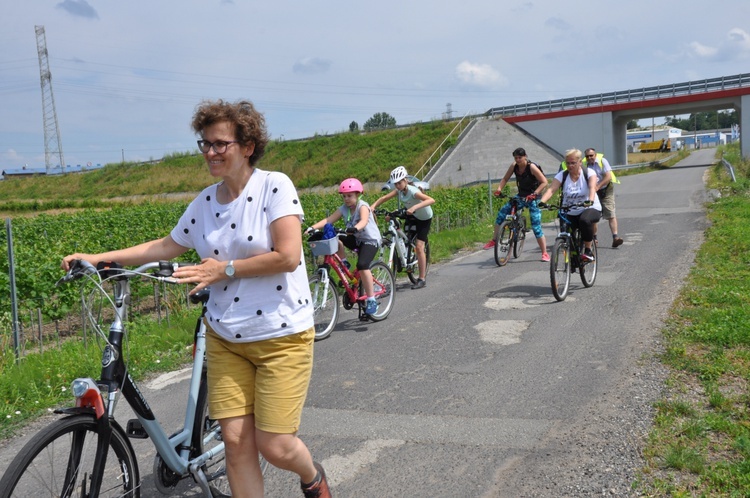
left=126, top=419, right=149, bottom=439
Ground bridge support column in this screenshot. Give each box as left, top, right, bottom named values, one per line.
left=741, top=95, right=750, bottom=159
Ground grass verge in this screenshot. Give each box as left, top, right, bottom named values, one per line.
left=637, top=144, right=750, bottom=496
left=0, top=311, right=197, bottom=439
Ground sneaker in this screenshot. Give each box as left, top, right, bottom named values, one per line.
left=612, top=237, right=623, bottom=248
left=365, top=297, right=378, bottom=315
left=411, top=278, right=426, bottom=289
left=301, top=462, right=331, bottom=498
left=582, top=249, right=595, bottom=262
left=541, top=253, right=550, bottom=262
left=482, top=239, right=496, bottom=250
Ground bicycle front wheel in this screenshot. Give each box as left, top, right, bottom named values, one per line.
left=405, top=241, right=419, bottom=284
left=368, top=261, right=395, bottom=321
left=550, top=238, right=571, bottom=301
left=308, top=274, right=339, bottom=341
left=494, top=221, right=513, bottom=267
left=513, top=217, right=527, bottom=259
left=580, top=239, right=598, bottom=288
left=0, top=414, right=140, bottom=497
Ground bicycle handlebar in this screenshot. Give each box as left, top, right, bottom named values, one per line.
left=538, top=201, right=591, bottom=211
left=57, top=259, right=198, bottom=286
left=374, top=207, right=407, bottom=219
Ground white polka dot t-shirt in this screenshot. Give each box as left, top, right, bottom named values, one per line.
left=171, top=169, right=314, bottom=343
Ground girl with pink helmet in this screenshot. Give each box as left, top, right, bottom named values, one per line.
left=306, top=178, right=382, bottom=315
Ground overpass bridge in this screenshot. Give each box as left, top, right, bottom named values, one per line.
left=427, top=73, right=749, bottom=188
left=488, top=72, right=750, bottom=166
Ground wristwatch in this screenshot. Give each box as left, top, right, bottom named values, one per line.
left=225, top=260, right=236, bottom=279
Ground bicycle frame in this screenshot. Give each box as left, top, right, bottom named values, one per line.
left=65, top=262, right=221, bottom=495
left=381, top=218, right=411, bottom=270
left=320, top=252, right=366, bottom=303
left=375, top=209, right=418, bottom=274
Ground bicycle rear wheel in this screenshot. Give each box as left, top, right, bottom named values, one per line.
left=550, top=238, right=571, bottom=301
left=513, top=217, right=527, bottom=259
left=194, top=371, right=268, bottom=498
left=0, top=414, right=140, bottom=497
left=405, top=241, right=419, bottom=284
left=368, top=261, right=395, bottom=321
left=308, top=273, right=339, bottom=341
left=580, top=239, right=598, bottom=288
left=494, top=221, right=513, bottom=267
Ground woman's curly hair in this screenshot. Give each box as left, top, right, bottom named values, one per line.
left=191, top=99, right=269, bottom=166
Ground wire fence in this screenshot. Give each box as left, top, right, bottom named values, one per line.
left=1, top=281, right=196, bottom=362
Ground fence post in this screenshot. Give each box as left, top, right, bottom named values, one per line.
left=6, top=218, right=22, bottom=364
left=37, top=308, right=43, bottom=354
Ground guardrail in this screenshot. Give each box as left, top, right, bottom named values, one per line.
left=721, top=156, right=737, bottom=182
left=413, top=112, right=473, bottom=180
left=487, top=73, right=750, bottom=117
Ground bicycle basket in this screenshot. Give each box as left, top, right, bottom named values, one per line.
left=309, top=237, right=339, bottom=256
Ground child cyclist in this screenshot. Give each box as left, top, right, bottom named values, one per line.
left=306, top=178, right=382, bottom=315
left=483, top=147, right=550, bottom=262
left=371, top=165, right=435, bottom=289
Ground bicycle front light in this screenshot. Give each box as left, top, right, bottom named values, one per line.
left=72, top=377, right=106, bottom=418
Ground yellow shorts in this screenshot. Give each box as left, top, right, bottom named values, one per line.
left=206, top=326, right=315, bottom=434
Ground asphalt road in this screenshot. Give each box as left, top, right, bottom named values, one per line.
left=0, top=149, right=715, bottom=497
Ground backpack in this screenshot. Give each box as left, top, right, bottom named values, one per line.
left=514, top=161, right=544, bottom=194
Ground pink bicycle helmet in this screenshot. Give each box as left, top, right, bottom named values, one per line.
left=339, top=178, right=363, bottom=193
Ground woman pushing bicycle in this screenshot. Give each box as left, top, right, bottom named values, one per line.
left=539, top=148, right=602, bottom=262
left=62, top=99, right=331, bottom=498
left=371, top=166, right=435, bottom=289
left=483, top=147, right=550, bottom=262
left=306, top=177, right=382, bottom=315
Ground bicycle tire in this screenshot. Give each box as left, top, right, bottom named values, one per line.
left=193, top=372, right=268, bottom=497
left=404, top=237, right=430, bottom=285
left=0, top=413, right=140, bottom=498
left=580, top=239, right=598, bottom=288
left=494, top=221, right=513, bottom=267
left=513, top=217, right=527, bottom=259
left=550, top=238, right=571, bottom=301
left=423, top=239, right=431, bottom=278
left=308, top=274, right=339, bottom=341
left=368, top=261, right=395, bottom=321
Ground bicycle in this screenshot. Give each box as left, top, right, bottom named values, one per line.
left=0, top=259, right=267, bottom=497
left=374, top=208, right=430, bottom=284
left=492, top=194, right=528, bottom=267
left=540, top=202, right=598, bottom=301
left=307, top=230, right=395, bottom=340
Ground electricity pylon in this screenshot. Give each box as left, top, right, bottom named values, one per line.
left=35, top=25, right=65, bottom=174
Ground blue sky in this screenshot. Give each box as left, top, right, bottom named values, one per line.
left=2, top=0, right=749, bottom=170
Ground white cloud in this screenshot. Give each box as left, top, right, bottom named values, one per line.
left=688, top=28, right=750, bottom=61
left=293, top=57, right=332, bottom=75
left=56, top=0, right=99, bottom=19
left=455, top=61, right=508, bottom=89
left=688, top=41, right=719, bottom=58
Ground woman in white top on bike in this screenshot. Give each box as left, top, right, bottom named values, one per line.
left=371, top=166, right=435, bottom=289
left=539, top=148, right=602, bottom=262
